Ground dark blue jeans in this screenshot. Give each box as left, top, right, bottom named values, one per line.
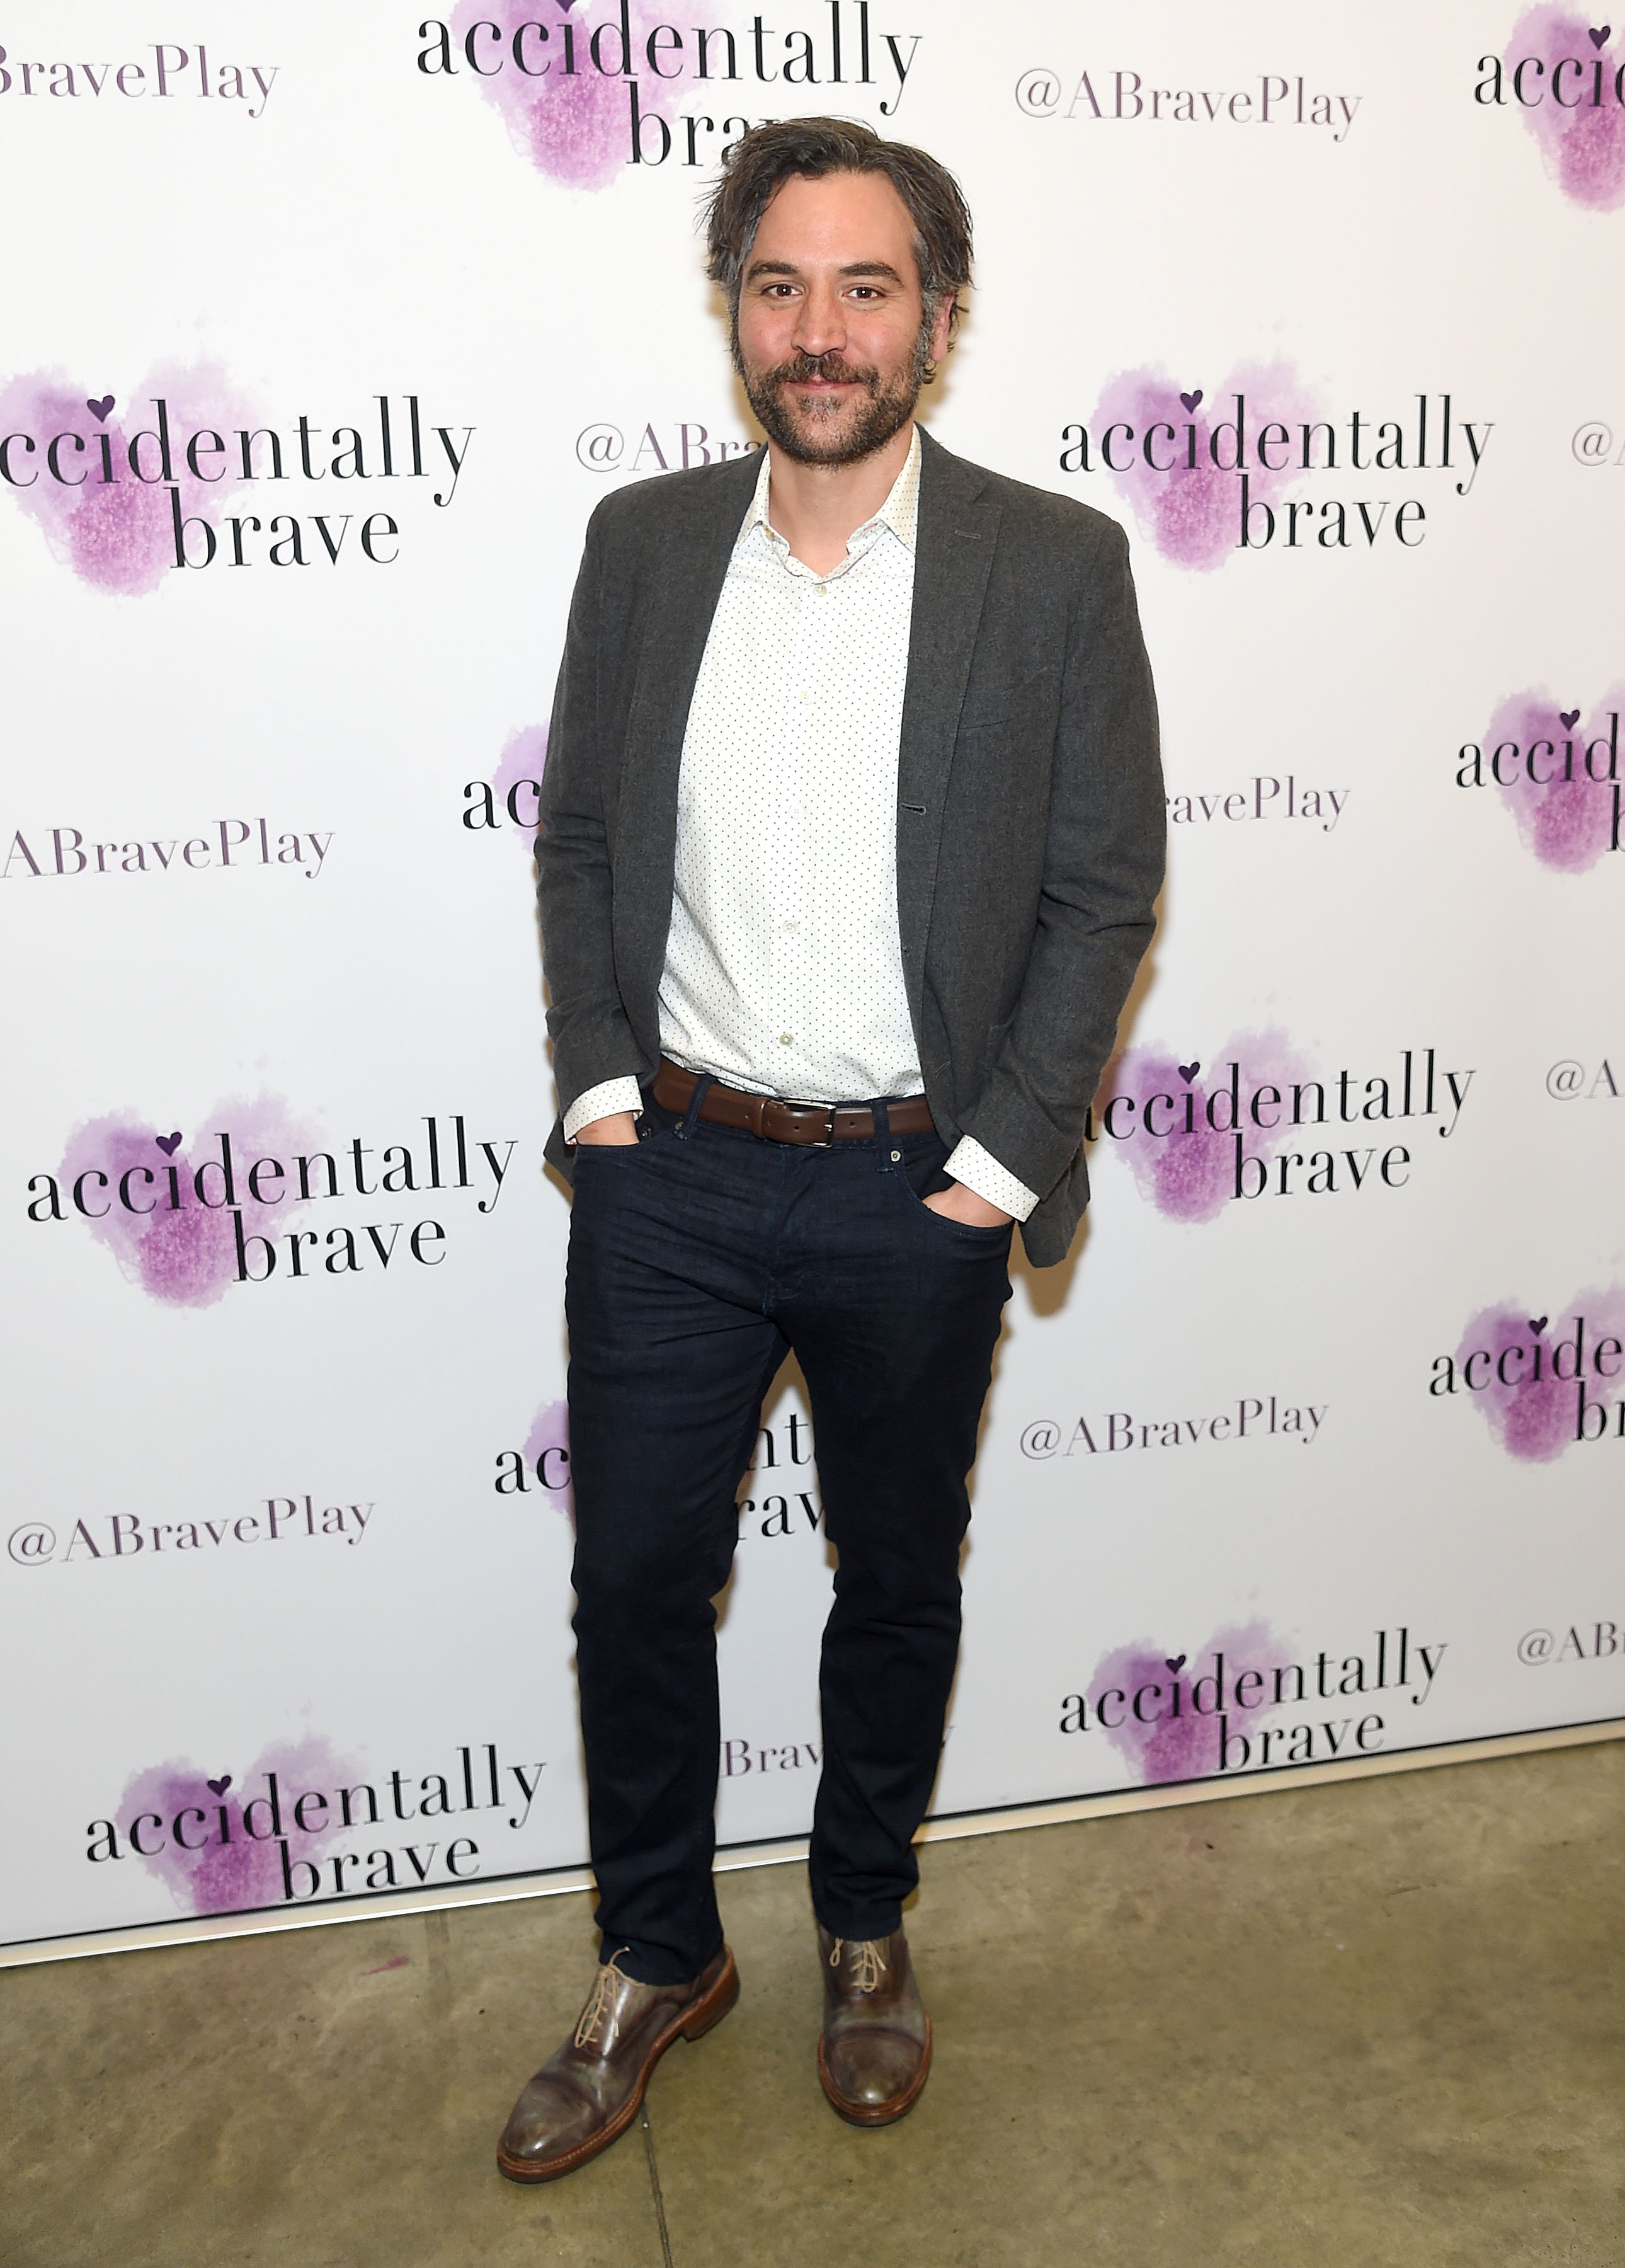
left=564, top=1091, right=1013, bottom=1984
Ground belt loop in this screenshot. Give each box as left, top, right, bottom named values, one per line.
left=872, top=1097, right=892, bottom=1169
left=677, top=1073, right=712, bottom=1141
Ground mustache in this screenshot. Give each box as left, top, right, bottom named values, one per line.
left=766, top=353, right=881, bottom=390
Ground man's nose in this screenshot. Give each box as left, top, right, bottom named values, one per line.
left=792, top=282, right=848, bottom=359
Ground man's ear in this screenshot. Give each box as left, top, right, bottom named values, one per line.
left=932, top=293, right=957, bottom=364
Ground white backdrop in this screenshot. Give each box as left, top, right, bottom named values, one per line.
left=4, top=0, right=1623, bottom=1957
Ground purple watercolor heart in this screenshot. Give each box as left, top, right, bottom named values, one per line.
left=85, top=394, right=115, bottom=422
left=1588, top=25, right=1610, bottom=50
left=156, top=1131, right=182, bottom=1156
left=1528, top=1317, right=1548, bottom=1336
left=205, top=1775, right=232, bottom=1797
left=1177, top=1061, right=1200, bottom=1084
left=1164, top=1654, right=1187, bottom=1673
left=1178, top=389, right=1203, bottom=414
left=1560, top=709, right=1580, bottom=731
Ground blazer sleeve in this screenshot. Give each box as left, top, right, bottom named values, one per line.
left=955, top=520, right=1165, bottom=1200
left=534, top=503, right=647, bottom=1120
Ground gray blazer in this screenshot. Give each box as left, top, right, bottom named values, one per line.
left=536, top=427, right=1164, bottom=1267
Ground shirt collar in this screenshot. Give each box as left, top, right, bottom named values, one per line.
left=743, top=423, right=921, bottom=564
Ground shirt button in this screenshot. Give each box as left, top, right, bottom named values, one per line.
left=779, top=1032, right=794, bottom=1046
left=813, top=582, right=828, bottom=595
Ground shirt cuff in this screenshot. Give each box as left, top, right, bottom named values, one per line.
left=944, top=1136, right=1039, bottom=1222
left=563, top=1077, right=644, bottom=1145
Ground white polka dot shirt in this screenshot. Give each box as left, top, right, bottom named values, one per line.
left=565, top=428, right=1036, bottom=1221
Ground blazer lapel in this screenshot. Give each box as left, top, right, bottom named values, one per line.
left=612, top=452, right=760, bottom=985
left=896, top=429, right=1001, bottom=1021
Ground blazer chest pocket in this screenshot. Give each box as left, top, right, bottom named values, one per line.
left=956, top=668, right=1056, bottom=737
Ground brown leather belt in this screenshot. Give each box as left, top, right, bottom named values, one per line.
left=651, top=1057, right=934, bottom=1146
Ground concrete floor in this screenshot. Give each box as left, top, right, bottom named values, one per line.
left=3, top=1741, right=1622, bottom=2267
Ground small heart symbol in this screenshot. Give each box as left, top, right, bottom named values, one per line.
left=85, top=394, right=115, bottom=422
left=205, top=1775, right=232, bottom=1797
left=1560, top=709, right=1580, bottom=731
left=1178, top=389, right=1203, bottom=414
left=1177, top=1061, right=1200, bottom=1084
left=1527, top=1317, right=1548, bottom=1336
left=1165, top=1654, right=1187, bottom=1674
left=1588, top=25, right=1610, bottom=50
left=156, top=1131, right=182, bottom=1156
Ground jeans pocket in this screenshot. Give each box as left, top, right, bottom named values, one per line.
left=889, top=1164, right=1012, bottom=1242
left=571, top=1135, right=654, bottom=1189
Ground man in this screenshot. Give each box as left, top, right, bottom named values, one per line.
left=498, top=117, right=1163, bottom=2182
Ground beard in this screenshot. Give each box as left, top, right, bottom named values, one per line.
left=736, top=313, right=933, bottom=468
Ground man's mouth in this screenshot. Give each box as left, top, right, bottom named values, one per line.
left=776, top=360, right=872, bottom=394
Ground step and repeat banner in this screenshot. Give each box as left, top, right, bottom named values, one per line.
left=3, top=2, right=1622, bottom=1956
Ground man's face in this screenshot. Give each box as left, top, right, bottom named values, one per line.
left=733, top=169, right=954, bottom=468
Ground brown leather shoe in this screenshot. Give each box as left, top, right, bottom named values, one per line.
left=496, top=1944, right=738, bottom=2182
left=816, top=1927, right=932, bottom=2126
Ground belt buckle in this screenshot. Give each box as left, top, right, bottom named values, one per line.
left=810, top=1104, right=836, bottom=1148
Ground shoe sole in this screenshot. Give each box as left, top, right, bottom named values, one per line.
left=496, top=1947, right=739, bottom=2184
left=816, top=2017, right=933, bottom=2128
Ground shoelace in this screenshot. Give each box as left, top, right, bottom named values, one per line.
left=574, top=1950, right=634, bottom=2049
left=828, top=1937, right=889, bottom=1994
